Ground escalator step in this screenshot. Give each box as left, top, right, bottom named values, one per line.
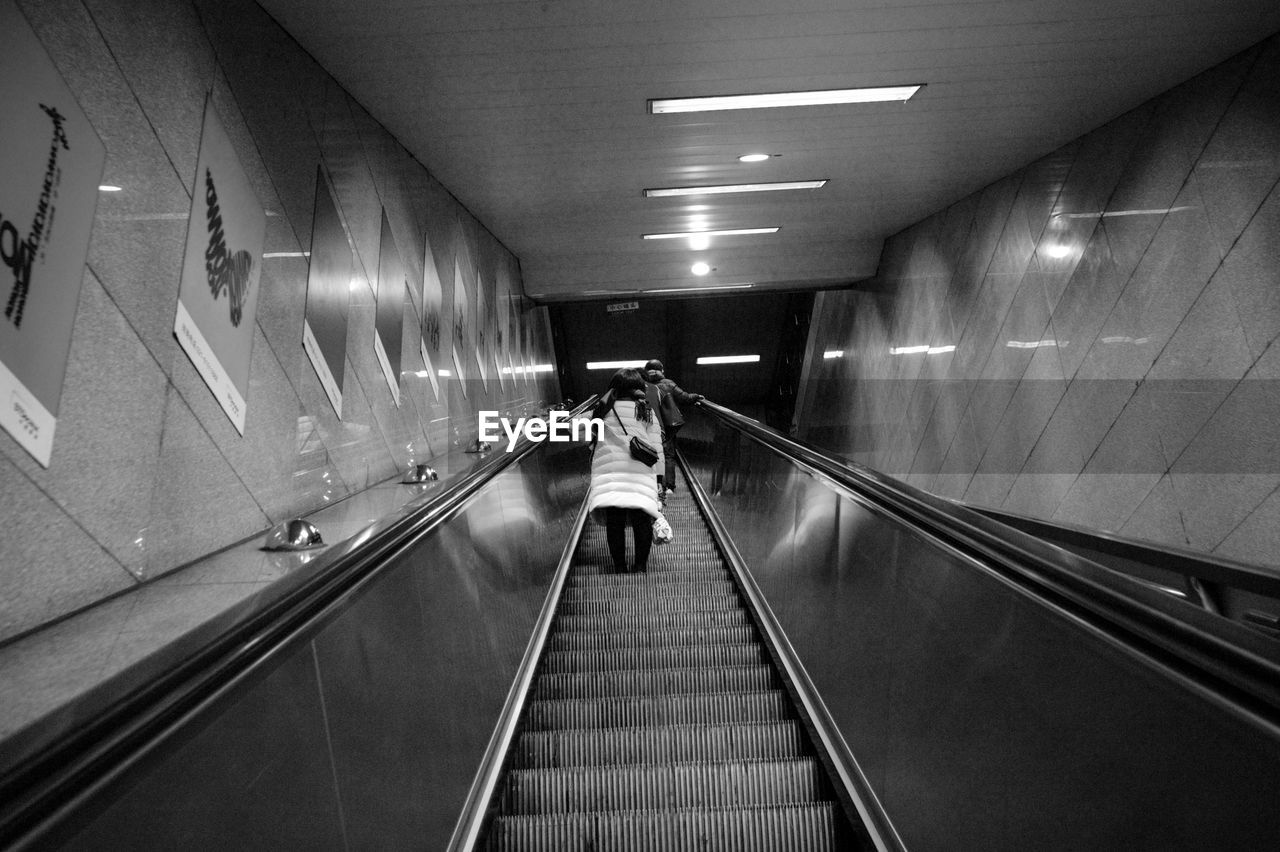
left=557, top=595, right=741, bottom=617
left=512, top=721, right=809, bottom=770
left=542, top=643, right=764, bottom=674
left=525, top=690, right=791, bottom=730
left=567, top=569, right=730, bottom=588
left=556, top=609, right=750, bottom=633
left=500, top=758, right=829, bottom=814
left=485, top=802, right=846, bottom=852
left=560, top=580, right=737, bottom=603
left=548, top=625, right=756, bottom=652
left=532, top=664, right=778, bottom=700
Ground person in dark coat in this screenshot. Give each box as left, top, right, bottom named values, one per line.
left=644, top=359, right=703, bottom=494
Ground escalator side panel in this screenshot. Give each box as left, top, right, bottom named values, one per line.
left=684, top=411, right=1280, bottom=851
left=50, top=445, right=590, bottom=851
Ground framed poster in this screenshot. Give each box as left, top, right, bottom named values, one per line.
left=419, top=232, right=442, bottom=400
left=303, top=166, right=353, bottom=418
left=174, top=98, right=266, bottom=434
left=373, top=210, right=405, bottom=407
left=474, top=270, right=488, bottom=391
left=451, top=256, right=468, bottom=398
left=0, top=0, right=107, bottom=466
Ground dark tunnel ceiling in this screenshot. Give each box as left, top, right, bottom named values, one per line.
left=259, top=0, right=1280, bottom=301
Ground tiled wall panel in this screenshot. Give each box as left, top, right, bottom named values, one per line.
left=0, top=0, right=559, bottom=640
left=798, top=34, right=1280, bottom=568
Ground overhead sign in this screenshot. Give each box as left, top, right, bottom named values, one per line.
left=174, top=98, right=266, bottom=434
left=0, top=0, right=107, bottom=466
left=606, top=301, right=639, bottom=313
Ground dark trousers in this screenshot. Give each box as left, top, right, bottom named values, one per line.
left=605, top=507, right=652, bottom=572
left=661, top=426, right=680, bottom=486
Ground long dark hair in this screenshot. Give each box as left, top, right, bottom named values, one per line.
left=593, top=367, right=653, bottom=423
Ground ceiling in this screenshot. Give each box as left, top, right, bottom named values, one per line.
left=257, top=0, right=1280, bottom=302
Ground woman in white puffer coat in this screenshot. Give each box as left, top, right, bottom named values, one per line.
left=584, top=368, right=665, bottom=572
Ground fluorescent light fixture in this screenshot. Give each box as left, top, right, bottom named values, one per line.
left=98, top=185, right=122, bottom=192
left=649, top=85, right=922, bottom=114
left=648, top=283, right=754, bottom=294
left=587, top=360, right=648, bottom=370
left=1101, top=336, right=1149, bottom=345
left=1006, top=339, right=1058, bottom=349
left=823, top=350, right=844, bottom=359
left=697, top=355, right=760, bottom=365
left=263, top=251, right=311, bottom=258
left=643, top=227, right=780, bottom=240
left=738, top=153, right=772, bottom=163
left=691, top=262, right=711, bottom=276
left=1058, top=206, right=1193, bottom=219
left=414, top=370, right=431, bottom=378
left=438, top=369, right=453, bottom=377
left=531, top=364, right=554, bottom=373
left=1043, top=244, right=1072, bottom=258
left=644, top=180, right=826, bottom=198
left=890, top=345, right=954, bottom=355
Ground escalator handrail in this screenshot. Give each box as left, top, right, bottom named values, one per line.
left=963, top=503, right=1280, bottom=600
left=0, top=396, right=599, bottom=851
left=695, top=400, right=1280, bottom=728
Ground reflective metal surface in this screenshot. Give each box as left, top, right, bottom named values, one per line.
left=402, top=463, right=440, bottom=483
left=18, top=437, right=592, bottom=850
left=261, top=519, right=324, bottom=550
left=681, top=405, right=1280, bottom=851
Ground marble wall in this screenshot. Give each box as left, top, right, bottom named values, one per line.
left=0, top=0, right=559, bottom=641
left=798, top=34, right=1280, bottom=568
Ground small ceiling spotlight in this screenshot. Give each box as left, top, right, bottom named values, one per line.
left=691, top=262, right=711, bottom=276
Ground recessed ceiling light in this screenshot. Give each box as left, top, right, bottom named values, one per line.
left=691, top=262, right=711, bottom=276
left=738, top=153, right=772, bottom=163
left=645, top=180, right=826, bottom=198
left=697, top=355, right=761, bottom=365
left=98, top=185, right=122, bottom=192
left=642, top=227, right=780, bottom=240
left=649, top=85, right=923, bottom=114
left=649, top=283, right=753, bottom=294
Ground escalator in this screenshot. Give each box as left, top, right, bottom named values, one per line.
left=482, top=474, right=857, bottom=850
left=3, top=399, right=1280, bottom=850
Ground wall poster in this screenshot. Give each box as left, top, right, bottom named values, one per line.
left=303, top=166, right=353, bottom=418
left=0, top=0, right=107, bottom=466
left=451, top=256, right=468, bottom=398
left=174, top=98, right=266, bottom=434
left=473, top=270, right=488, bottom=391
left=373, top=210, right=405, bottom=407
left=419, top=233, right=442, bottom=401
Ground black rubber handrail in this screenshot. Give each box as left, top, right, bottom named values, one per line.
left=0, top=397, right=598, bottom=851
left=964, top=503, right=1280, bottom=601
left=695, top=400, right=1280, bottom=731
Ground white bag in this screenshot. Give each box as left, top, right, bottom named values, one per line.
left=652, top=513, right=674, bottom=545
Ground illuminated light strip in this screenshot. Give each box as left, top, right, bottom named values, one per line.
left=696, top=355, right=760, bottom=365
left=1006, top=340, right=1058, bottom=349
left=648, top=283, right=754, bottom=294
left=1058, top=206, right=1193, bottom=219
left=502, top=364, right=555, bottom=374
left=649, top=85, right=922, bottom=114
left=890, top=345, right=954, bottom=355
left=823, top=350, right=844, bottom=359
left=263, top=251, right=311, bottom=258
left=644, top=181, right=826, bottom=198
left=587, top=360, right=648, bottom=370
left=642, top=227, right=779, bottom=240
